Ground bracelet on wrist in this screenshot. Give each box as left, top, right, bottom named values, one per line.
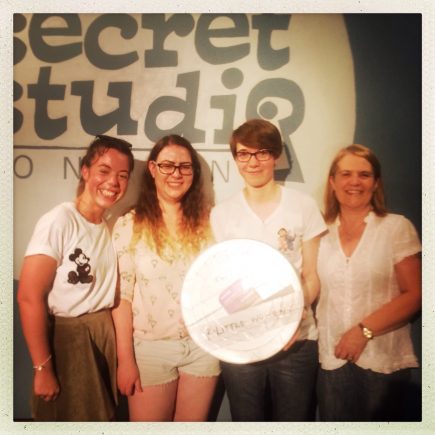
left=33, top=354, right=52, bottom=371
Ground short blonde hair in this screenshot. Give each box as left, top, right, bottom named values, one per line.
left=324, top=144, right=387, bottom=223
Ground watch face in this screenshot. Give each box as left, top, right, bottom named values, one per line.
left=359, top=323, right=373, bottom=339
left=363, top=327, right=373, bottom=339
left=181, top=239, right=304, bottom=364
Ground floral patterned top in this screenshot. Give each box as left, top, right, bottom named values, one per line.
left=112, top=211, right=194, bottom=340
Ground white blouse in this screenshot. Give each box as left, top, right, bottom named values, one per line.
left=316, top=212, right=421, bottom=374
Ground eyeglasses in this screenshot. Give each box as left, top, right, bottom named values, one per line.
left=154, top=161, right=194, bottom=176
left=235, top=149, right=272, bottom=162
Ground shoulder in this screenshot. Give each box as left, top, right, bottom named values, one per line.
left=112, top=210, right=135, bottom=239
left=114, top=210, right=135, bottom=229
left=281, top=186, right=317, bottom=205
left=211, top=192, right=243, bottom=216
left=45, top=201, right=76, bottom=218
left=371, top=213, right=420, bottom=248
left=374, top=214, right=421, bottom=259
left=34, top=202, right=77, bottom=229
left=26, top=203, right=77, bottom=258
left=280, top=187, right=323, bottom=220
left=372, top=213, right=416, bottom=231
left=117, top=209, right=135, bottom=225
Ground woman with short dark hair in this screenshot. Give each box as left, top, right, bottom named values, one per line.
left=211, top=119, right=326, bottom=421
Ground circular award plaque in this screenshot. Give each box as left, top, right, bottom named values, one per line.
left=181, top=239, right=304, bottom=364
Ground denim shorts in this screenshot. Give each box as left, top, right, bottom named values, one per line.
left=133, top=336, right=221, bottom=387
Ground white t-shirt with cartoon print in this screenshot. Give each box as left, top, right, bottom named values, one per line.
left=25, top=202, right=117, bottom=317
left=210, top=185, right=326, bottom=341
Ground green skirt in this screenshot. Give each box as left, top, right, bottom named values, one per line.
left=32, top=310, right=118, bottom=421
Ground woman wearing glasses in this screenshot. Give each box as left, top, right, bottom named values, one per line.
left=111, top=134, right=220, bottom=421
left=210, top=119, right=326, bottom=421
left=17, top=135, right=134, bottom=421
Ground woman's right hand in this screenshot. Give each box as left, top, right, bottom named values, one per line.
left=117, top=359, right=143, bottom=396
left=33, top=368, right=60, bottom=401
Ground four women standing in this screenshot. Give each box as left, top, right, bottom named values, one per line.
left=18, top=130, right=421, bottom=422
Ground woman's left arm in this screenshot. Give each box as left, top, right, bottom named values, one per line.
left=282, top=235, right=321, bottom=351
left=334, top=253, right=421, bottom=362
left=359, top=253, right=421, bottom=334
left=301, top=235, right=322, bottom=307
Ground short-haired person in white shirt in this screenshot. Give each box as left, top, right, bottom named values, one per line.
left=210, top=119, right=326, bottom=421
left=316, top=144, right=422, bottom=421
left=111, top=135, right=220, bottom=422
left=17, top=135, right=134, bottom=421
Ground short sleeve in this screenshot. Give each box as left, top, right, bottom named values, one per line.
left=25, top=206, right=68, bottom=264
left=301, top=195, right=327, bottom=241
left=392, top=216, right=421, bottom=264
left=112, top=213, right=136, bottom=302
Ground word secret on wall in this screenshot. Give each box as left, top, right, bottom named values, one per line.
left=14, top=13, right=305, bottom=147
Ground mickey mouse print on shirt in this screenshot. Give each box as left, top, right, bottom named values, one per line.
left=67, top=248, right=94, bottom=284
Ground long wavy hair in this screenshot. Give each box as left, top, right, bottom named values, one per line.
left=324, top=144, right=387, bottom=223
left=132, top=135, right=212, bottom=260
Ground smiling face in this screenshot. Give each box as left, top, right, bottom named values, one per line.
left=235, top=143, right=276, bottom=189
left=76, top=252, right=89, bottom=266
left=149, top=144, right=194, bottom=204
left=80, top=148, right=130, bottom=212
left=329, top=153, right=378, bottom=213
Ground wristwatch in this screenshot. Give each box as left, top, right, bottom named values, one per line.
left=358, top=323, right=374, bottom=340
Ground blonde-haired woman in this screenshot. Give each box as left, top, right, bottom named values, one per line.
left=111, top=135, right=220, bottom=421
left=316, top=144, right=421, bottom=421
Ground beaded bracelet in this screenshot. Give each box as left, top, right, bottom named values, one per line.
left=33, top=354, right=52, bottom=371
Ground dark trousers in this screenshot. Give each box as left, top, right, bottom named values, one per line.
left=317, top=362, right=421, bottom=421
left=221, top=339, right=318, bottom=421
